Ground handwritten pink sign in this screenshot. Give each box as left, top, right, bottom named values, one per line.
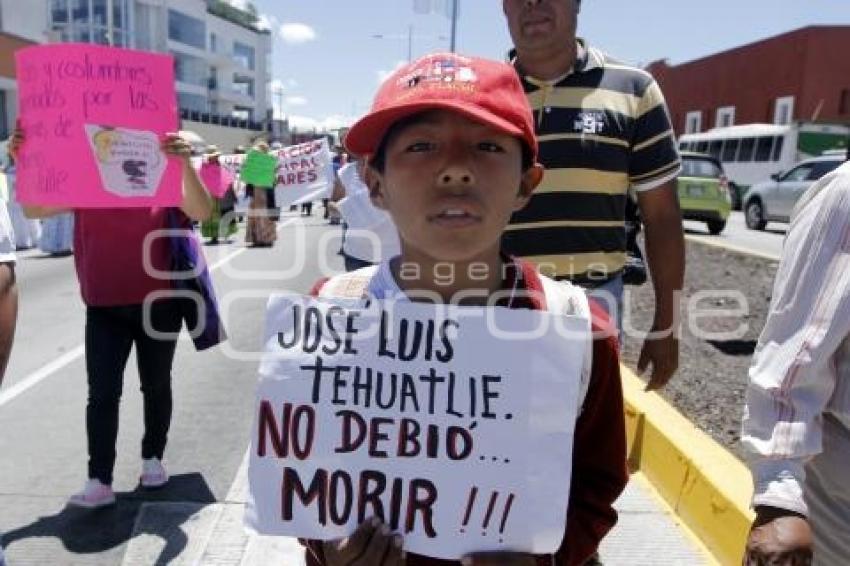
left=199, top=162, right=235, bottom=198
left=14, top=43, right=181, bottom=208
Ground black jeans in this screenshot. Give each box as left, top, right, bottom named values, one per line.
left=85, top=301, right=182, bottom=485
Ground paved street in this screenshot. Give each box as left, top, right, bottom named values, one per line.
left=684, top=211, right=785, bottom=260
left=0, top=213, right=343, bottom=565
left=0, top=212, right=711, bottom=565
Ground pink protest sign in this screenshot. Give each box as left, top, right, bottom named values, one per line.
left=199, top=162, right=235, bottom=198
left=14, top=43, right=181, bottom=208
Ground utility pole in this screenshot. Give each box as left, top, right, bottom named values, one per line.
left=449, top=0, right=458, bottom=52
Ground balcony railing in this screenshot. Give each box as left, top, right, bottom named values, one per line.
left=180, top=108, right=270, bottom=132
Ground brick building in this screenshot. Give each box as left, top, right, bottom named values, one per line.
left=646, top=26, right=850, bottom=136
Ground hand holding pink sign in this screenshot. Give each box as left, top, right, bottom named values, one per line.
left=14, top=43, right=180, bottom=208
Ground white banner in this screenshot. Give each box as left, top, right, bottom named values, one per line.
left=273, top=138, right=334, bottom=207
left=246, top=295, right=587, bottom=560
left=198, top=140, right=333, bottom=209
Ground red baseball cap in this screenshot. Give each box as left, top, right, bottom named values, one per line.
left=345, top=53, right=538, bottom=162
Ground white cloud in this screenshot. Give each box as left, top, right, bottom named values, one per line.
left=285, top=96, right=308, bottom=106
left=279, top=23, right=317, bottom=45
left=288, top=114, right=356, bottom=133
left=376, top=60, right=408, bottom=84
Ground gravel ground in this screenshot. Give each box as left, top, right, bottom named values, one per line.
left=619, top=238, right=779, bottom=460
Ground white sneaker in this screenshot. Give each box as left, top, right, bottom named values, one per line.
left=67, top=479, right=116, bottom=509
left=140, top=458, right=169, bottom=489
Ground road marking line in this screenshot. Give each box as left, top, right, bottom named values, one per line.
left=0, top=345, right=85, bottom=407
left=685, top=234, right=781, bottom=262
left=0, top=218, right=301, bottom=408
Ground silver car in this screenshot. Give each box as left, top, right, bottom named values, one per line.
left=744, top=154, right=845, bottom=230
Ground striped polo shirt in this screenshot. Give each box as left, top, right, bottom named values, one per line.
left=503, top=40, right=681, bottom=283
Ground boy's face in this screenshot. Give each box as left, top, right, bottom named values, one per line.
left=366, top=110, right=543, bottom=264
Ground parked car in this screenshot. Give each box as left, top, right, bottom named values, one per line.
left=677, top=152, right=732, bottom=235
left=743, top=154, right=845, bottom=230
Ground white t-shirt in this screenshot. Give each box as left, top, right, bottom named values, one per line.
left=0, top=199, right=16, bottom=264
left=336, top=162, right=401, bottom=263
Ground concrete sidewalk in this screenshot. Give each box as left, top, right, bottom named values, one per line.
left=118, top=467, right=711, bottom=565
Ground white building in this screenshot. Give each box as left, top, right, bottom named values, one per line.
left=0, top=0, right=273, bottom=142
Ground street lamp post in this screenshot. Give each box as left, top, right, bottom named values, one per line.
left=449, top=0, right=458, bottom=52
left=372, top=27, right=448, bottom=62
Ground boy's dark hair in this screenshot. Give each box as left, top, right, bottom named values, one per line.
left=368, top=112, right=535, bottom=174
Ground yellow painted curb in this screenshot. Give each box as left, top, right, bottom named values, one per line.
left=621, top=366, right=755, bottom=565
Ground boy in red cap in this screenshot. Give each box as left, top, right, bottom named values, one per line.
left=303, top=53, right=627, bottom=566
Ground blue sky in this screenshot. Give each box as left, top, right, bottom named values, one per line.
left=241, top=0, right=850, bottom=132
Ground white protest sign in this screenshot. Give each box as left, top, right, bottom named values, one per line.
left=273, top=138, right=334, bottom=207
left=247, top=295, right=588, bottom=560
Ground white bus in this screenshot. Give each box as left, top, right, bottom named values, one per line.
left=678, top=122, right=849, bottom=207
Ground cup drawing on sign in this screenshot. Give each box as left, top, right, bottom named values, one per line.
left=85, top=124, right=166, bottom=197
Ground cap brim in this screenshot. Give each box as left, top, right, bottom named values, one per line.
left=345, top=100, right=525, bottom=157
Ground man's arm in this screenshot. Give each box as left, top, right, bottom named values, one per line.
left=0, top=261, right=17, bottom=384
left=636, top=181, right=684, bottom=390
left=742, top=167, right=850, bottom=564
left=160, top=134, right=213, bottom=221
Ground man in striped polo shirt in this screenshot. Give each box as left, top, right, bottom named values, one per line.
left=502, top=0, right=685, bottom=390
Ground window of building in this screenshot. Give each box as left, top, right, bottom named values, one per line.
left=233, top=106, right=254, bottom=121
left=234, top=42, right=256, bottom=70
left=737, top=137, right=755, bottom=162
left=50, top=0, right=130, bottom=46
left=178, top=92, right=208, bottom=113
left=92, top=0, right=108, bottom=26
left=716, top=106, right=735, bottom=128
left=210, top=33, right=218, bottom=53
left=839, top=89, right=850, bottom=115
left=172, top=52, right=209, bottom=87
left=168, top=9, right=206, bottom=49
left=774, top=96, right=794, bottom=125
left=71, top=0, right=89, bottom=24
left=684, top=111, right=702, bottom=134
left=232, top=75, right=255, bottom=98
left=754, top=136, right=774, bottom=162
left=51, top=0, right=69, bottom=23
left=721, top=138, right=739, bottom=162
